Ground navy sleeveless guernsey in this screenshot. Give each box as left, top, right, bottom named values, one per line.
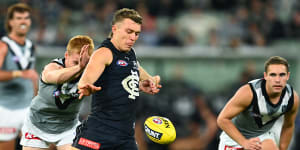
left=87, top=38, right=140, bottom=137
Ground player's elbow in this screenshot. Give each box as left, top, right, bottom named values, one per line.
left=216, top=115, right=228, bottom=129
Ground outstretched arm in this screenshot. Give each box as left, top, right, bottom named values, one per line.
left=217, top=84, right=262, bottom=149
left=279, top=91, right=299, bottom=150
left=77, top=48, right=112, bottom=99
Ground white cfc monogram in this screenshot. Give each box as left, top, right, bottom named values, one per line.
left=122, top=70, right=139, bottom=100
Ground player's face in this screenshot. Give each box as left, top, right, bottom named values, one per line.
left=264, top=64, right=290, bottom=94
left=112, top=18, right=141, bottom=52
left=9, top=11, right=31, bottom=36
left=65, top=52, right=80, bottom=68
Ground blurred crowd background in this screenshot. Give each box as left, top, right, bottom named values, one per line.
left=1, top=0, right=300, bottom=150
left=1, top=0, right=300, bottom=47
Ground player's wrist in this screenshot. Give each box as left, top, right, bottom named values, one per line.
left=12, top=70, right=23, bottom=78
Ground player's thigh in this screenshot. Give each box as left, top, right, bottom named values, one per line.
left=22, top=146, right=48, bottom=150
left=261, top=139, right=279, bottom=150
left=57, top=144, right=71, bottom=150
left=70, top=146, right=80, bottom=150
left=0, top=139, right=16, bottom=150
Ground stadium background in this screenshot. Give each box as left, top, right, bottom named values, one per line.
left=1, top=0, right=299, bottom=149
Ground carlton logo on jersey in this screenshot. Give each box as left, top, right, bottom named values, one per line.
left=117, top=59, right=128, bottom=66
left=122, top=70, right=139, bottom=100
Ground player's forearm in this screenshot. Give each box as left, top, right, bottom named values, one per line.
left=32, top=76, right=38, bottom=96
left=0, top=70, right=22, bottom=81
left=203, top=114, right=218, bottom=142
left=44, top=65, right=82, bottom=84
left=279, top=124, right=294, bottom=150
left=217, top=117, right=247, bottom=146
left=139, top=66, right=153, bottom=81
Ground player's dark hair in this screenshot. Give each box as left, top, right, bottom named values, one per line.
left=264, top=56, right=289, bottom=73
left=109, top=8, right=142, bottom=38
left=5, top=3, right=32, bottom=33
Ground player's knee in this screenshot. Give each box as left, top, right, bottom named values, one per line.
left=261, top=139, right=279, bottom=150
left=70, top=146, right=80, bottom=150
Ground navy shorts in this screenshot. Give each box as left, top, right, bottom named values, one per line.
left=72, top=120, right=138, bottom=150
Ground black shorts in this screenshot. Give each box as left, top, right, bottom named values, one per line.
left=72, top=121, right=138, bottom=150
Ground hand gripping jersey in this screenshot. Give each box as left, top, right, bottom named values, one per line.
left=88, top=38, right=140, bottom=137
left=29, top=58, right=82, bottom=134
left=232, top=78, right=294, bottom=138
left=0, top=36, right=35, bottom=109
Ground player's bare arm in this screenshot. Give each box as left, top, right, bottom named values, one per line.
left=77, top=47, right=112, bottom=99
left=0, top=41, right=16, bottom=81
left=42, top=45, right=90, bottom=84
left=42, top=63, right=80, bottom=84
left=279, top=91, right=299, bottom=150
left=139, top=66, right=161, bottom=94
left=217, top=84, right=262, bottom=150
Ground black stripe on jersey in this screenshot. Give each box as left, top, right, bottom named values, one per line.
left=286, top=87, right=294, bottom=113
left=54, top=83, right=78, bottom=110
left=5, top=43, right=23, bottom=70
left=248, top=83, right=264, bottom=128
left=26, top=44, right=35, bottom=69
left=249, top=80, right=291, bottom=128
left=2, top=37, right=35, bottom=70
left=55, top=95, right=75, bottom=110
left=51, top=58, right=65, bottom=67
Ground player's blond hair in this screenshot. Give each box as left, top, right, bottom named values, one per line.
left=5, top=3, right=32, bottom=33
left=66, top=35, right=94, bottom=56
left=109, top=8, right=142, bottom=38
left=264, top=56, right=290, bottom=73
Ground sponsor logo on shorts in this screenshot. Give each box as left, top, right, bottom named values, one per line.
left=224, top=145, right=243, bottom=150
left=0, top=127, right=16, bottom=134
left=25, top=132, right=41, bottom=140
left=78, top=137, right=101, bottom=150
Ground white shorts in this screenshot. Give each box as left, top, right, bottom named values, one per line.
left=0, top=106, right=28, bottom=141
left=20, top=115, right=79, bottom=148
left=218, top=130, right=277, bottom=150
left=270, top=116, right=284, bottom=145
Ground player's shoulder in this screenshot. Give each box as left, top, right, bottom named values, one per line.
left=91, top=47, right=113, bottom=64
left=43, top=61, right=64, bottom=72
left=94, top=46, right=111, bottom=53
left=0, top=40, right=8, bottom=49
left=0, top=40, right=8, bottom=54
left=93, top=47, right=113, bottom=58
left=237, top=84, right=253, bottom=96
left=232, top=84, right=253, bottom=106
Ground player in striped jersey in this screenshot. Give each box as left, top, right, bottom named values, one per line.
left=20, top=35, right=94, bottom=150
left=217, top=56, right=299, bottom=150
left=0, top=3, right=38, bottom=150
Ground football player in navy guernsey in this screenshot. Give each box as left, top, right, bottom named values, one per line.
left=71, top=8, right=161, bottom=150
left=20, top=35, right=94, bottom=150
left=217, top=56, right=299, bottom=150
left=0, top=3, right=39, bottom=150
